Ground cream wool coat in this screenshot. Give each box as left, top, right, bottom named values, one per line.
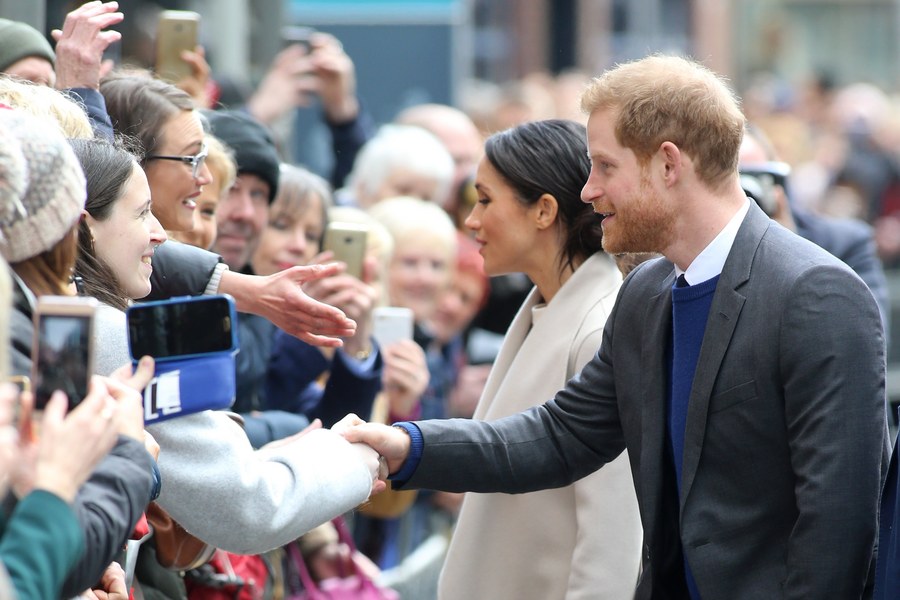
left=438, top=253, right=642, bottom=600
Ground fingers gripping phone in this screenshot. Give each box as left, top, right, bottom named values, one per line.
left=323, top=222, right=368, bottom=280
left=372, top=306, right=414, bottom=349
left=155, top=10, right=200, bottom=83
left=31, top=296, right=98, bottom=410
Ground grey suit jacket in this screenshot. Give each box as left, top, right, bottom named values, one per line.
left=401, top=203, right=888, bottom=599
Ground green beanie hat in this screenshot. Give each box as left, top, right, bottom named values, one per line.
left=0, top=19, right=55, bottom=73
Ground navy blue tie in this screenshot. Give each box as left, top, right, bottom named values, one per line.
left=676, top=274, right=689, bottom=288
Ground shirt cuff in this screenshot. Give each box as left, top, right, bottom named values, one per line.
left=388, top=422, right=424, bottom=484
left=204, top=262, right=230, bottom=295
left=338, top=344, right=379, bottom=373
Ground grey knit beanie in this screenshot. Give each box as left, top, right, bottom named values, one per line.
left=0, top=19, right=55, bottom=73
left=0, top=110, right=86, bottom=263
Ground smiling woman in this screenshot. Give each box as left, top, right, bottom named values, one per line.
left=100, top=73, right=213, bottom=232
left=71, top=138, right=167, bottom=310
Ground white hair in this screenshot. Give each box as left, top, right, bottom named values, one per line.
left=345, top=124, right=454, bottom=207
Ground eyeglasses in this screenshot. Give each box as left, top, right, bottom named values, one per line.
left=145, top=143, right=208, bottom=179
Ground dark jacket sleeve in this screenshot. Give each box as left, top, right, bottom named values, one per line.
left=263, top=329, right=382, bottom=426
left=0, top=490, right=84, bottom=600
left=146, top=240, right=224, bottom=301
left=311, top=349, right=383, bottom=427
left=63, top=87, right=115, bottom=141
left=326, top=103, right=375, bottom=190
left=60, top=436, right=156, bottom=597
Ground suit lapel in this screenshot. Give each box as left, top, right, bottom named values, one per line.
left=640, top=275, right=674, bottom=537
left=678, top=204, right=768, bottom=508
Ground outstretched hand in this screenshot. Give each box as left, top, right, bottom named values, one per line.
left=52, top=0, right=124, bottom=90
left=223, top=264, right=357, bottom=347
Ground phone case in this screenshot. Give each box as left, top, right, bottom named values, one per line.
left=372, top=306, right=414, bottom=349
left=126, top=294, right=238, bottom=363
left=323, top=222, right=368, bottom=279
left=142, top=353, right=236, bottom=423
left=155, top=11, right=200, bottom=82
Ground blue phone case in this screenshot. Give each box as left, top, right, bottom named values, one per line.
left=142, top=352, right=236, bottom=423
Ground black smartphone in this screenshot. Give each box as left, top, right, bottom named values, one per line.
left=127, top=295, right=237, bottom=362
left=281, top=25, right=315, bottom=51
left=31, top=296, right=97, bottom=410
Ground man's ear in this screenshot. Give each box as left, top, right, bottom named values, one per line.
left=534, top=193, right=558, bottom=230
left=658, top=141, right=683, bottom=188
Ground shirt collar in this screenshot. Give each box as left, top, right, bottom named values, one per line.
left=675, top=198, right=750, bottom=285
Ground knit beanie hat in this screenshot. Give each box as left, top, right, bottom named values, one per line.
left=0, top=19, right=55, bottom=73
left=0, top=110, right=86, bottom=263
left=205, top=110, right=280, bottom=202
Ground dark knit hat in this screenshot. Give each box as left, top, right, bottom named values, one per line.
left=204, top=110, right=279, bottom=202
left=0, top=19, right=55, bottom=73
left=0, top=110, right=86, bottom=263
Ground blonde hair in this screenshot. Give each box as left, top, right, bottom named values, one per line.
left=580, top=55, right=745, bottom=189
left=0, top=75, right=93, bottom=138
left=204, top=134, right=237, bottom=196
left=368, top=195, right=457, bottom=263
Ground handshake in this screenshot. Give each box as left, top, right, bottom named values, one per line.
left=331, top=414, right=413, bottom=497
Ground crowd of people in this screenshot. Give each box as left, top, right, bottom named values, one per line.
left=0, top=1, right=899, bottom=599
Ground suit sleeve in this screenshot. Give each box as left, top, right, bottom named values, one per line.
left=780, top=264, right=886, bottom=598
left=402, top=305, right=627, bottom=494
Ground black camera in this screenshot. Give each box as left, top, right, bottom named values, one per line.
left=739, top=161, right=791, bottom=217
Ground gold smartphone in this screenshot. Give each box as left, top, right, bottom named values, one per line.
left=31, top=296, right=98, bottom=411
left=155, top=10, right=200, bottom=83
left=323, top=222, right=368, bottom=279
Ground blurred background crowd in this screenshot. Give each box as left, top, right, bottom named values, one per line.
left=3, top=0, right=900, bottom=598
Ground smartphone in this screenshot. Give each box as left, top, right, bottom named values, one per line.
left=281, top=25, right=315, bottom=51
left=154, top=10, right=200, bottom=83
left=31, top=296, right=98, bottom=411
left=127, top=295, right=237, bottom=362
left=323, top=222, right=368, bottom=279
left=372, top=306, right=414, bottom=349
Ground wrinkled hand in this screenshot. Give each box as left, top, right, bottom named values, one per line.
left=174, top=46, right=212, bottom=108
left=32, top=378, right=121, bottom=503
left=336, top=414, right=411, bottom=477
left=224, top=265, right=356, bottom=347
left=81, top=561, right=128, bottom=600
left=51, top=0, right=123, bottom=90
left=382, top=340, right=429, bottom=418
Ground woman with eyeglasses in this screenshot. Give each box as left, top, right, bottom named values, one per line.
left=100, top=72, right=355, bottom=349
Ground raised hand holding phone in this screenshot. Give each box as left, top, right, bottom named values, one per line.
left=31, top=296, right=98, bottom=411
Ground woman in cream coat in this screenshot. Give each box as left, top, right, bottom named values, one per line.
left=438, top=120, right=642, bottom=599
